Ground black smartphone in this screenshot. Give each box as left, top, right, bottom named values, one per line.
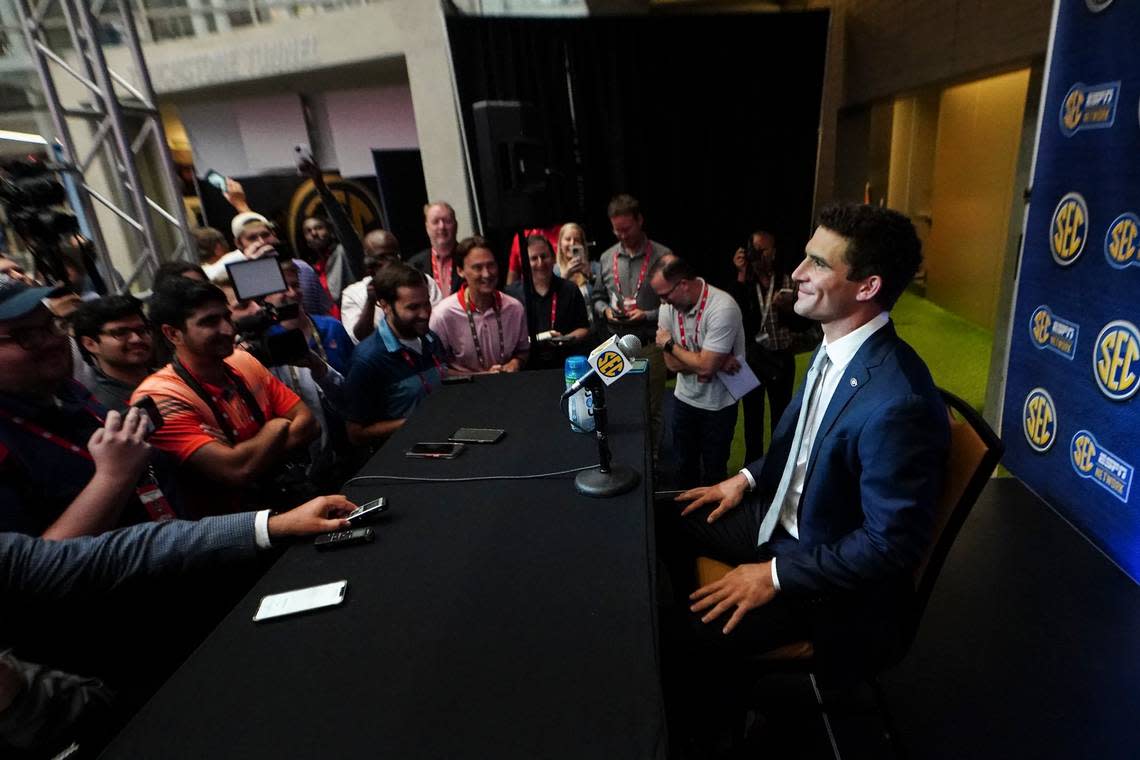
left=449, top=427, right=505, bottom=444
left=131, top=395, right=164, bottom=434
left=442, top=375, right=474, bottom=385
left=406, top=442, right=465, bottom=459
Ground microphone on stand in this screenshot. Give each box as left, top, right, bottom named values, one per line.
left=560, top=334, right=643, bottom=400
left=562, top=334, right=643, bottom=498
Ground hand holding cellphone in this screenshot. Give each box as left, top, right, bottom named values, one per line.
left=131, top=395, right=163, bottom=436
left=204, top=169, right=227, bottom=193
left=346, top=497, right=387, bottom=524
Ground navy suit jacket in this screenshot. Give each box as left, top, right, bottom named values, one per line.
left=745, top=321, right=949, bottom=601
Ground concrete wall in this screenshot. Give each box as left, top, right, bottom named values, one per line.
left=102, top=0, right=476, bottom=235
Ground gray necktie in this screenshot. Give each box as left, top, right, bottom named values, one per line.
left=756, top=349, right=831, bottom=546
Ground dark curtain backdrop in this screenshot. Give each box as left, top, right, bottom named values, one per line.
left=447, top=11, right=829, bottom=285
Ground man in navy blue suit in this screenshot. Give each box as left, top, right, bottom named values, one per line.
left=667, top=204, right=949, bottom=729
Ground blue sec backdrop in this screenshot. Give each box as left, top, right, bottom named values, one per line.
left=1004, top=0, right=1140, bottom=582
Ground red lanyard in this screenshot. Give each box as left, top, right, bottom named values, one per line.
left=459, top=284, right=505, bottom=370
left=432, top=252, right=452, bottom=296
left=612, top=242, right=653, bottom=302
left=0, top=404, right=175, bottom=521
left=676, top=281, right=710, bottom=351
left=549, top=290, right=558, bottom=330
left=399, top=343, right=443, bottom=396
left=0, top=404, right=101, bottom=461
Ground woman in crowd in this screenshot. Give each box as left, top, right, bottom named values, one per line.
left=553, top=222, right=598, bottom=331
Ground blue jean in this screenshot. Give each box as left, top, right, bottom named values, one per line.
left=671, top=398, right=739, bottom=489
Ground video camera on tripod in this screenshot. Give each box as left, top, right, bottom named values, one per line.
left=0, top=158, right=81, bottom=285
left=226, top=256, right=310, bottom=367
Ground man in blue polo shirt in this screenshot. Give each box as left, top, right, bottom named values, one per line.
left=344, top=263, right=446, bottom=446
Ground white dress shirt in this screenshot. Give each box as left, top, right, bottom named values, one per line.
left=739, top=310, right=890, bottom=589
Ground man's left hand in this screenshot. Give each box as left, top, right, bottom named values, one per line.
left=690, top=561, right=776, bottom=634
left=720, top=355, right=741, bottom=374
left=655, top=328, right=672, bottom=349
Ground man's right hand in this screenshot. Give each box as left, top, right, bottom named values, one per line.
left=243, top=240, right=277, bottom=260
left=88, top=408, right=151, bottom=484
left=223, top=178, right=250, bottom=213
left=268, top=494, right=355, bottom=540
left=733, top=247, right=748, bottom=273
left=676, top=472, right=749, bottom=523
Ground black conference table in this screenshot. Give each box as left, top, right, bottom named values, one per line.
left=103, top=369, right=666, bottom=759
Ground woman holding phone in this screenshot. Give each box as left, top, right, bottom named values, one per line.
left=553, top=222, right=599, bottom=330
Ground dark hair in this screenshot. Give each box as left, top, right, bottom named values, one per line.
left=153, top=261, right=207, bottom=292
left=655, top=255, right=696, bottom=283
left=148, top=278, right=228, bottom=332
left=374, top=263, right=428, bottom=305
left=524, top=234, right=553, bottom=255
left=71, top=295, right=146, bottom=342
left=817, top=203, right=922, bottom=309
left=607, top=193, right=641, bottom=219
left=455, top=235, right=493, bottom=268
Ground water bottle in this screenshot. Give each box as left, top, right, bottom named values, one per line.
left=564, top=355, right=596, bottom=433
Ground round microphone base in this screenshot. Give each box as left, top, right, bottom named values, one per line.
left=575, top=465, right=640, bottom=498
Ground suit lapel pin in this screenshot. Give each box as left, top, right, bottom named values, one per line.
left=849, top=377, right=858, bottom=387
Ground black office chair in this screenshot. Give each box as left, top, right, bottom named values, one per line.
left=692, top=388, right=1004, bottom=758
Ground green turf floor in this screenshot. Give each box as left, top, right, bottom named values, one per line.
left=725, top=290, right=994, bottom=472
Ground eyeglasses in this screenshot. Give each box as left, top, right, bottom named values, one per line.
left=656, top=279, right=684, bottom=301
left=99, top=324, right=152, bottom=341
left=0, top=316, right=69, bottom=351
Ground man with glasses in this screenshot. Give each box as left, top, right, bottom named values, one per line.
left=651, top=256, right=745, bottom=488
left=0, top=279, right=169, bottom=538
left=71, top=296, right=155, bottom=413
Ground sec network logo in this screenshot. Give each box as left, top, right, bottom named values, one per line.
left=1071, top=430, right=1133, bottom=503
left=1104, top=212, right=1140, bottom=269
left=1029, top=305, right=1079, bottom=360
left=1060, top=81, right=1119, bottom=136
left=1093, top=320, right=1140, bottom=400
left=1050, top=193, right=1088, bottom=266
left=1023, top=387, right=1057, bottom=453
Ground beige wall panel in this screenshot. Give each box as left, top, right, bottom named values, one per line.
left=925, top=68, right=1030, bottom=329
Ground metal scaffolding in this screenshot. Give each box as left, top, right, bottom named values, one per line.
left=14, top=0, right=195, bottom=292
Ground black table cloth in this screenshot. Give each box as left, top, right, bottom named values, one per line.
left=102, top=369, right=665, bottom=759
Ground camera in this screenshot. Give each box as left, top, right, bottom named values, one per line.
left=234, top=300, right=310, bottom=367
left=0, top=159, right=81, bottom=284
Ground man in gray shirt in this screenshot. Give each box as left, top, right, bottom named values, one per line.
left=653, top=256, right=745, bottom=488
left=593, top=194, right=672, bottom=453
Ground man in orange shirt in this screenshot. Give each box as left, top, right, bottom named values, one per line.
left=133, top=278, right=318, bottom=515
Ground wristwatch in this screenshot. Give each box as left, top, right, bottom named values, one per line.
left=663, top=338, right=675, bottom=354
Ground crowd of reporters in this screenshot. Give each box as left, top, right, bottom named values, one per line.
left=0, top=164, right=821, bottom=755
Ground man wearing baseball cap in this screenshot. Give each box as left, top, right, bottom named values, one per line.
left=0, top=278, right=176, bottom=537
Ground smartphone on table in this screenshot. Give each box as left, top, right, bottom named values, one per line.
left=253, top=580, right=347, bottom=622
left=346, top=497, right=388, bottom=524
left=405, top=442, right=465, bottom=459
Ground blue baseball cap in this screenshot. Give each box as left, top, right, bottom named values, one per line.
left=0, top=278, right=66, bottom=321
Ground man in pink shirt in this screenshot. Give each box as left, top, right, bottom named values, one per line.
left=429, top=236, right=529, bottom=374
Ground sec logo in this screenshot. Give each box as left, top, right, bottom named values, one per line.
left=1022, top=387, right=1057, bottom=453
left=1050, top=193, right=1088, bottom=266
left=1031, top=307, right=1052, bottom=346
left=1062, top=89, right=1085, bottom=132
left=1104, top=212, right=1140, bottom=269
left=1093, top=320, right=1140, bottom=401
left=595, top=350, right=626, bottom=378
left=1071, top=432, right=1098, bottom=474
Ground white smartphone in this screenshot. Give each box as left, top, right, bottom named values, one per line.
left=347, top=497, right=387, bottom=524
left=252, top=580, right=347, bottom=622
